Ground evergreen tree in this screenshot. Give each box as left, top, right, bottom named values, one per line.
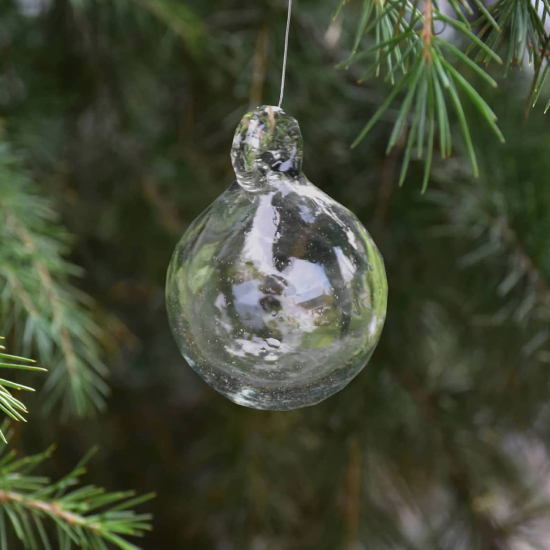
left=2, top=0, right=550, bottom=548
left=0, top=340, right=153, bottom=548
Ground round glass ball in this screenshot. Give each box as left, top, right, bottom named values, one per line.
left=166, top=106, right=387, bottom=410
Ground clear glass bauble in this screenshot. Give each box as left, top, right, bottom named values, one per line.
left=166, top=106, right=388, bottom=410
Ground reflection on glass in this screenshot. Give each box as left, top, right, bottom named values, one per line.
left=166, top=106, right=388, bottom=410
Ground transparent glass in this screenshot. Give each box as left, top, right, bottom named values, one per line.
left=166, top=106, right=388, bottom=410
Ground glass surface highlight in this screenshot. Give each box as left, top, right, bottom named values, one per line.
left=166, top=106, right=388, bottom=410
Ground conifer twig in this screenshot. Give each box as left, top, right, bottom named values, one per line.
left=0, top=431, right=155, bottom=549
left=334, top=0, right=550, bottom=188
left=0, top=338, right=45, bottom=443
left=0, top=139, right=110, bottom=417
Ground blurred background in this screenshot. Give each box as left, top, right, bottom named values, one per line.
left=3, top=0, right=550, bottom=548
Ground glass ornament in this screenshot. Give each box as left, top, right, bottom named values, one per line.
left=166, top=106, right=388, bottom=410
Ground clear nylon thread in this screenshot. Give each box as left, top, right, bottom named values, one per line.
left=278, top=0, right=293, bottom=108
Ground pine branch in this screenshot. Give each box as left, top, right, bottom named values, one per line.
left=473, top=0, right=549, bottom=69
left=333, top=0, right=550, bottom=188
left=428, top=120, right=550, bottom=366
left=431, top=180, right=550, bottom=360
left=0, top=339, right=46, bottom=444
left=0, top=431, right=154, bottom=550
left=0, top=139, right=110, bottom=417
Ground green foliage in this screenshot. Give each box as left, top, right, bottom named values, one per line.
left=2, top=0, right=550, bottom=548
left=0, top=426, right=154, bottom=550
left=474, top=0, right=548, bottom=68
left=0, top=141, right=110, bottom=417
left=0, top=339, right=46, bottom=443
left=431, top=115, right=550, bottom=362
left=336, top=0, right=548, bottom=187
left=126, top=0, right=205, bottom=59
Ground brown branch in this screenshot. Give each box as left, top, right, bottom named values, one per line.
left=0, top=199, right=79, bottom=381
left=422, top=0, right=433, bottom=61
left=345, top=437, right=362, bottom=550
left=0, top=490, right=102, bottom=533
left=0, top=269, right=40, bottom=319
left=249, top=26, right=269, bottom=110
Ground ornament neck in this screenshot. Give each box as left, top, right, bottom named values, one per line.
left=231, top=106, right=304, bottom=192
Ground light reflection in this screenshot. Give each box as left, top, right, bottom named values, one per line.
left=166, top=106, right=388, bottom=410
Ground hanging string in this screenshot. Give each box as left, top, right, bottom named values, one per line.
left=278, top=0, right=293, bottom=108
